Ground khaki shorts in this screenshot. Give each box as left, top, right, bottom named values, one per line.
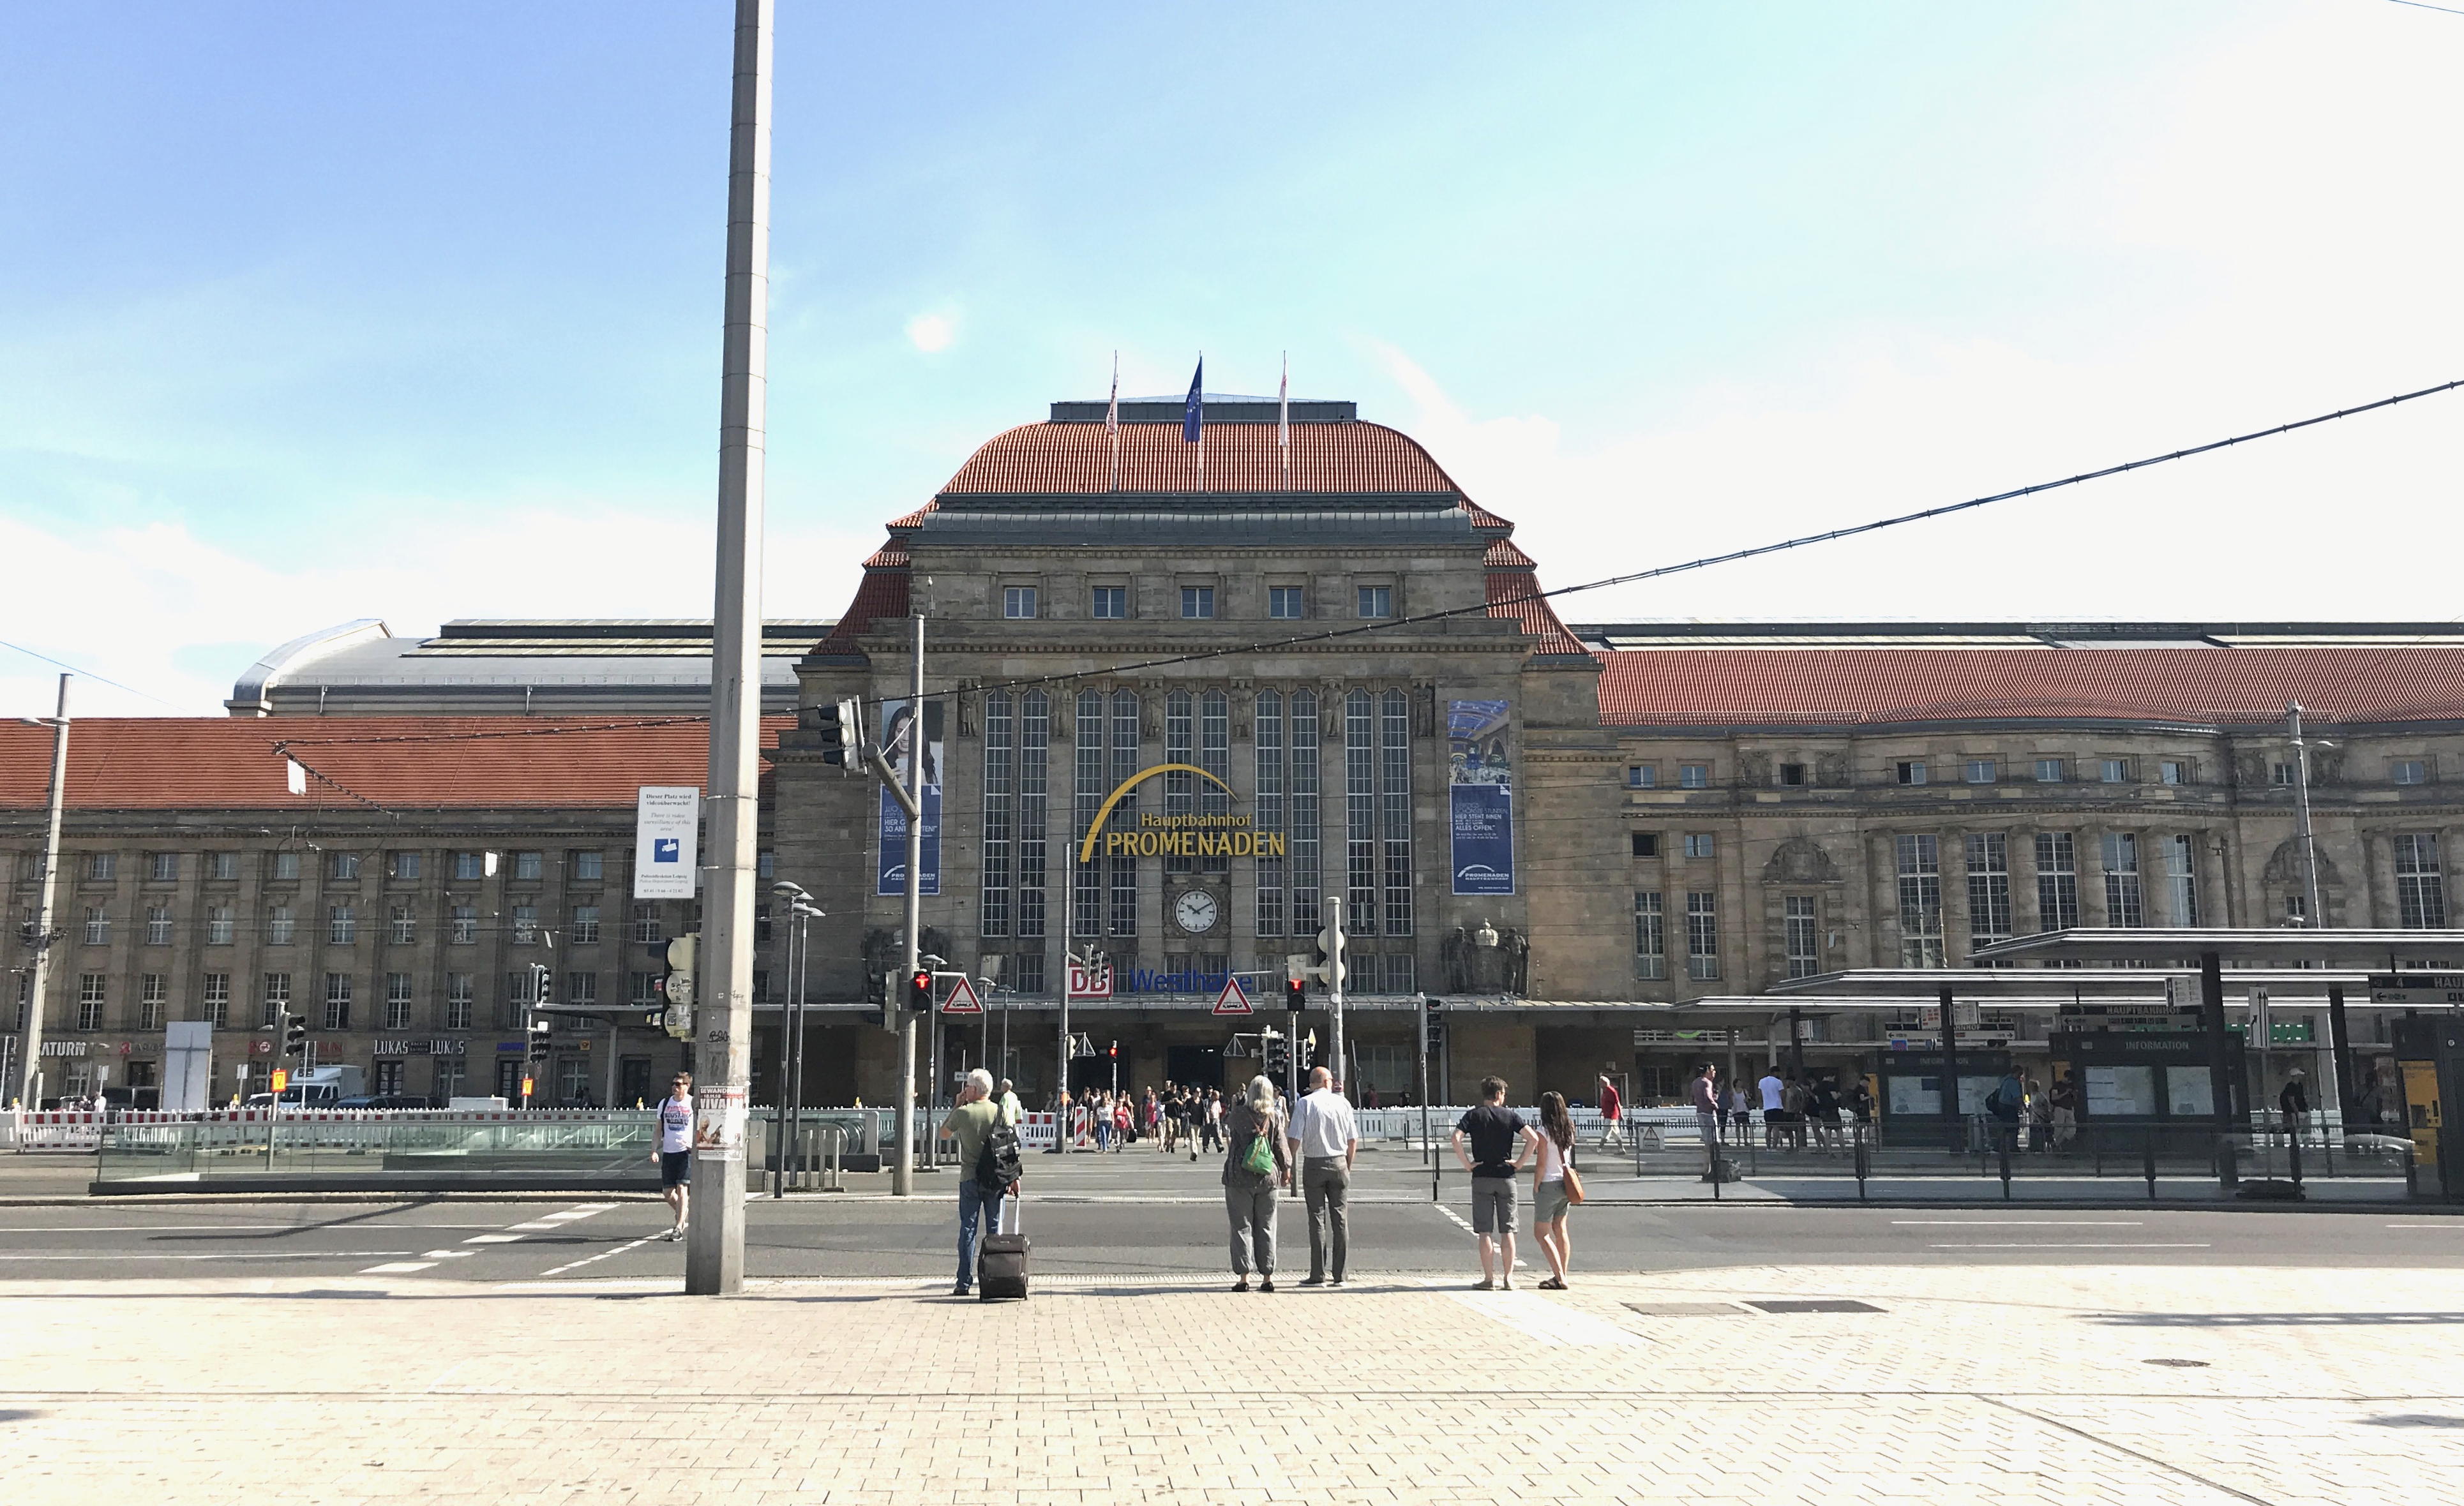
left=1471, top=1175, right=1517, bottom=1234
left=1533, top=1179, right=1571, bottom=1225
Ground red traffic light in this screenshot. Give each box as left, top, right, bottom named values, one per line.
left=910, top=970, right=931, bottom=992
left=1108, top=1043, right=1118, bottom=1058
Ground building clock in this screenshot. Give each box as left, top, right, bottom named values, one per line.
left=1173, top=889, right=1220, bottom=936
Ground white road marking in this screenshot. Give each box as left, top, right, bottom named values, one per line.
left=359, top=1261, right=437, bottom=1274
left=536, top=1234, right=661, bottom=1278
left=462, top=1234, right=523, bottom=1244
left=1892, top=1220, right=2144, bottom=1226
left=1432, top=1202, right=1528, bottom=1266
left=505, top=1221, right=568, bottom=1232
left=420, top=1249, right=475, bottom=1260
left=1930, top=1242, right=2212, bottom=1249
left=2383, top=1223, right=2464, bottom=1229
left=1446, top=1290, right=1648, bottom=1348
left=0, top=1224, right=295, bottom=1234
left=0, top=1251, right=416, bottom=1262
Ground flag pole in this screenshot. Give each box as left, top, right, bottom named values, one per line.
left=1279, top=350, right=1290, bottom=491
left=1106, top=350, right=1120, bottom=493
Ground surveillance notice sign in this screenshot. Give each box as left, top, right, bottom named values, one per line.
left=634, top=786, right=702, bottom=900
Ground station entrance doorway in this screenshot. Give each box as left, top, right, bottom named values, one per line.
left=1168, top=1043, right=1226, bottom=1092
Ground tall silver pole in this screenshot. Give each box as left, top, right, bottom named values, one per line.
left=686, top=0, right=772, bottom=1296
left=1056, top=951, right=1071, bottom=1156
left=14, top=674, right=70, bottom=1113
left=1325, top=894, right=1346, bottom=1093
left=2288, top=703, right=2325, bottom=927
left=894, top=612, right=923, bottom=1195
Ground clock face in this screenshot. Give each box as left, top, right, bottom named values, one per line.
left=1174, top=889, right=1220, bottom=935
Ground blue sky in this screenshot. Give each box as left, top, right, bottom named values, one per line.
left=3, top=2, right=2460, bottom=714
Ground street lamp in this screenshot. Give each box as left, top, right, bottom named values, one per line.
left=13, top=675, right=70, bottom=1113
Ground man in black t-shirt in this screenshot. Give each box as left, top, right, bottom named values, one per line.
left=1451, top=1075, right=1540, bottom=1291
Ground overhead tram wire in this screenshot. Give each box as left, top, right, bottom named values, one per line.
left=928, top=375, right=2464, bottom=706
left=0, top=637, right=192, bottom=712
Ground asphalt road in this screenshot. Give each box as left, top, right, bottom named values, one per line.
left=1, top=1145, right=2458, bottom=1286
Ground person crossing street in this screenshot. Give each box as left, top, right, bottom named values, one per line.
left=652, top=1073, right=694, bottom=1241
left=1286, top=1066, right=1358, bottom=1287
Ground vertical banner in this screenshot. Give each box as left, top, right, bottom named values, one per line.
left=634, top=786, right=702, bottom=899
left=876, top=699, right=944, bottom=896
left=1447, top=699, right=1515, bottom=895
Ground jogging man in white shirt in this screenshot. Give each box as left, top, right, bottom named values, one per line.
left=1286, top=1067, right=1359, bottom=1286
left=653, top=1073, right=695, bottom=1240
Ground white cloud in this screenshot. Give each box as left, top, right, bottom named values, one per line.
left=905, top=311, right=958, bottom=353
left=0, top=506, right=874, bottom=720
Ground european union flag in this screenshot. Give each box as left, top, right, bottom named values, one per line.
left=1183, top=357, right=1203, bottom=442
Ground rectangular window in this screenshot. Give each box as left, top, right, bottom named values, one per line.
left=2035, top=831, right=2080, bottom=931
left=1110, top=690, right=1141, bottom=936
left=329, top=853, right=360, bottom=881
left=445, top=974, right=474, bottom=1031
left=1003, top=585, right=1038, bottom=619
left=1630, top=832, right=1659, bottom=858
left=1090, top=586, right=1127, bottom=619
left=1895, top=834, right=1944, bottom=967
left=2394, top=759, right=2428, bottom=786
left=2270, top=761, right=2295, bottom=787
left=201, top=973, right=230, bottom=1029
left=1965, top=833, right=2012, bottom=950
left=566, top=972, right=598, bottom=1006
left=1201, top=688, right=1232, bottom=878
left=1634, top=892, right=1665, bottom=979
left=86, top=853, right=117, bottom=882
left=1897, top=760, right=1927, bottom=786
left=328, top=904, right=356, bottom=944
left=511, top=904, right=537, bottom=945
left=139, top=973, right=167, bottom=1031
left=1627, top=764, right=1657, bottom=789
left=1778, top=763, right=1806, bottom=787
left=754, top=849, right=772, bottom=879
left=206, top=906, right=234, bottom=945
left=1013, top=950, right=1047, bottom=996
left=2101, top=831, right=2144, bottom=927
left=388, top=907, right=416, bottom=944
left=146, top=905, right=173, bottom=944
left=1683, top=833, right=1714, bottom=860
left=629, top=971, right=659, bottom=1008
left=82, top=906, right=109, bottom=945
left=451, top=904, right=479, bottom=944
left=2034, top=759, right=2065, bottom=784
left=631, top=902, right=661, bottom=944
left=266, top=906, right=294, bottom=946
left=512, top=851, right=543, bottom=881
left=2166, top=833, right=2200, bottom=926
left=571, top=904, right=599, bottom=944
left=1255, top=690, right=1287, bottom=935
left=982, top=689, right=1015, bottom=936
left=1965, top=759, right=1995, bottom=784
left=1685, top=892, right=1720, bottom=980
left=207, top=852, right=238, bottom=881
left=261, top=973, right=291, bottom=1027
left=2159, top=761, right=2188, bottom=786
left=384, top=973, right=414, bottom=1032
left=1180, top=585, right=1215, bottom=619
left=1679, top=763, right=1709, bottom=789
left=1344, top=689, right=1415, bottom=937
left=2395, top=833, right=2447, bottom=928
left=453, top=851, right=486, bottom=881
left=2100, top=758, right=2130, bottom=784
left=1268, top=586, right=1304, bottom=620
left=322, top=973, right=352, bottom=1032
left=149, top=852, right=179, bottom=883
left=78, top=974, right=106, bottom=1032
left=1356, top=585, right=1392, bottom=619
left=386, top=851, right=421, bottom=881
left=271, top=851, right=299, bottom=881
left=1784, top=895, right=1819, bottom=980
left=571, top=850, right=605, bottom=883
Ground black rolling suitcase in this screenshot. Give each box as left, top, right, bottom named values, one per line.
left=978, top=1193, right=1030, bottom=1301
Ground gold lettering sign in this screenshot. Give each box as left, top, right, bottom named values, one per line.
left=1076, top=762, right=1286, bottom=865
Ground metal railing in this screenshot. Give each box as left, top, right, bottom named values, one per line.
left=93, top=1110, right=661, bottom=1186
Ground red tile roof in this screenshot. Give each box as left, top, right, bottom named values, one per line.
left=1596, top=647, right=2464, bottom=728
left=811, top=567, right=913, bottom=657
left=1485, top=568, right=1587, bottom=656
left=938, top=421, right=1473, bottom=498
left=0, top=718, right=790, bottom=812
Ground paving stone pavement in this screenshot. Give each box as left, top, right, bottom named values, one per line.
left=1, top=1263, right=2456, bottom=1504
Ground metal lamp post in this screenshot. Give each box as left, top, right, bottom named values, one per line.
left=768, top=880, right=811, bottom=1198
left=13, top=674, right=70, bottom=1114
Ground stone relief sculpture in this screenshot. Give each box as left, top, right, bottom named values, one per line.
left=1763, top=836, right=1842, bottom=884
left=1440, top=924, right=1531, bottom=996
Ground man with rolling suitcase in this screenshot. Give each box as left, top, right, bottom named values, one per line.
left=941, top=1070, right=1022, bottom=1297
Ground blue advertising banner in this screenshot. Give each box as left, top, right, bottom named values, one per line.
left=875, top=699, right=942, bottom=897
left=1448, top=699, right=1515, bottom=895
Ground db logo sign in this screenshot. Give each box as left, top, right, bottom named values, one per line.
left=1067, top=962, right=1113, bottom=999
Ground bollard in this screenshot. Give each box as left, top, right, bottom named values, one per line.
left=1854, top=1134, right=1870, bottom=1202
left=1997, top=1135, right=2013, bottom=1200
left=2287, top=1124, right=2304, bottom=1188
left=2215, top=1135, right=2240, bottom=1190
left=2143, top=1130, right=2158, bottom=1201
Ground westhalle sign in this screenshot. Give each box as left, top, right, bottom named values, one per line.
left=1076, top=763, right=1286, bottom=863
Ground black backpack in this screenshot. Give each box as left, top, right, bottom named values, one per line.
left=975, top=1119, right=1024, bottom=1195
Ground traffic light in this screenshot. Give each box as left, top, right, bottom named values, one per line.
left=659, top=935, right=698, bottom=1040
left=1422, top=994, right=1446, bottom=1051
left=862, top=969, right=890, bottom=1030
left=1284, top=977, right=1305, bottom=1010
left=906, top=967, right=934, bottom=1012
left=806, top=695, right=863, bottom=770
left=283, top=1012, right=308, bottom=1057
left=1263, top=1033, right=1289, bottom=1078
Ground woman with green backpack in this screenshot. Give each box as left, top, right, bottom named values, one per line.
left=1221, top=1073, right=1291, bottom=1292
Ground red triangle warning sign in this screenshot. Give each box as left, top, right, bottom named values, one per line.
left=940, top=975, right=984, bottom=1016
left=1212, top=976, right=1252, bottom=1017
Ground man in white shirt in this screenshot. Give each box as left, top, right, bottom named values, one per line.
left=1286, top=1067, right=1359, bottom=1287
left=1758, top=1066, right=1787, bottom=1150
left=652, top=1073, right=695, bottom=1241
left=996, top=1077, right=1022, bottom=1128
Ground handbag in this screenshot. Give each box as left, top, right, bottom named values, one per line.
left=1242, top=1124, right=1277, bottom=1176
left=1561, top=1151, right=1586, bottom=1206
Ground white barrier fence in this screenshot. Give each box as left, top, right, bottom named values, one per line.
left=6, top=1106, right=620, bottom=1153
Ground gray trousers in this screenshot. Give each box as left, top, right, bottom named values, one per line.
left=1302, top=1156, right=1349, bottom=1281
left=1225, top=1181, right=1279, bottom=1276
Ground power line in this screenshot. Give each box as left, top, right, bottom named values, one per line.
left=0, top=638, right=190, bottom=712
left=2384, top=0, right=2464, bottom=15
left=920, top=376, right=2464, bottom=705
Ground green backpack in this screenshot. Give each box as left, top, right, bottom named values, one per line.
left=1242, top=1122, right=1277, bottom=1175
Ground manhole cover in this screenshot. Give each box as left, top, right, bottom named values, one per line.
left=1747, top=1299, right=1884, bottom=1314
left=1623, top=1302, right=1745, bottom=1316
left=2143, top=1358, right=2211, bottom=1368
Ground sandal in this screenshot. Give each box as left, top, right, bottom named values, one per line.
left=1538, top=1276, right=1566, bottom=1291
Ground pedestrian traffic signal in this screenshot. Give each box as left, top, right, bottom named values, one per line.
left=283, top=1014, right=308, bottom=1057
left=906, top=968, right=933, bottom=1012
left=809, top=696, right=863, bottom=770
left=1263, top=1035, right=1289, bottom=1077
left=1284, top=978, right=1305, bottom=1010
